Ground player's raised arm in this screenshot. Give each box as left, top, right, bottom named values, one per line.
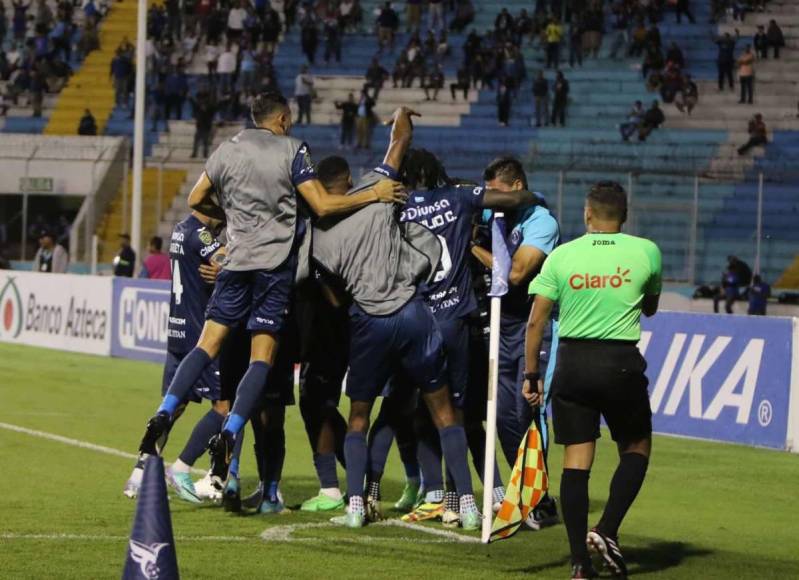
left=481, top=188, right=537, bottom=209
left=297, top=178, right=406, bottom=218
left=188, top=172, right=225, bottom=221
left=382, top=106, right=420, bottom=171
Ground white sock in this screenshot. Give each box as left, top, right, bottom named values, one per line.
left=129, top=466, right=144, bottom=485
left=459, top=493, right=479, bottom=514
left=493, top=486, right=506, bottom=504
left=171, top=459, right=191, bottom=474
left=425, top=489, right=444, bottom=503
left=349, top=495, right=365, bottom=516
left=321, top=487, right=343, bottom=501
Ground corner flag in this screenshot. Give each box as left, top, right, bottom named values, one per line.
left=123, top=456, right=180, bottom=580
left=490, top=421, right=549, bottom=542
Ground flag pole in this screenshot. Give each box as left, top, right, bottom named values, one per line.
left=481, top=210, right=506, bottom=544
left=481, top=294, right=502, bottom=543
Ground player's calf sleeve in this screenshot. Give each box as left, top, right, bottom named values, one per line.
left=597, top=453, right=649, bottom=539
left=262, top=425, right=286, bottom=484
left=437, top=426, right=473, bottom=497
left=159, top=348, right=212, bottom=416
left=178, top=409, right=225, bottom=467
left=561, top=468, right=591, bottom=566
left=344, top=431, right=368, bottom=499
left=313, top=452, right=339, bottom=489
left=224, top=361, right=271, bottom=435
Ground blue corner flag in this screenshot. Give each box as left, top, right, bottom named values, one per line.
left=123, top=456, right=179, bottom=580
left=488, top=214, right=511, bottom=297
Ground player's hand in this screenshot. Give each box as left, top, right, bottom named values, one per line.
left=198, top=260, right=222, bottom=284
left=373, top=179, right=408, bottom=204
left=522, top=378, right=544, bottom=408
left=385, top=106, right=421, bottom=125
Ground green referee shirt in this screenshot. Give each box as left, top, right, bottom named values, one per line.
left=528, top=232, right=662, bottom=341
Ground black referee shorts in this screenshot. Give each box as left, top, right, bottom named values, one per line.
left=551, top=338, right=652, bottom=446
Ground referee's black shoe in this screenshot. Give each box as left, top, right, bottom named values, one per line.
left=208, top=431, right=234, bottom=490
left=570, top=563, right=598, bottom=579
left=587, top=527, right=628, bottom=578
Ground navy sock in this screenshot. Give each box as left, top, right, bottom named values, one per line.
left=561, top=468, right=591, bottom=566
left=262, top=426, right=286, bottom=483
left=598, top=453, right=649, bottom=538
left=438, top=425, right=473, bottom=496
left=394, top=414, right=419, bottom=480
left=416, top=432, right=444, bottom=493
left=250, top=417, right=265, bottom=483
left=178, top=409, right=224, bottom=466
left=466, top=423, right=504, bottom=488
left=224, top=362, right=271, bottom=435
left=367, top=420, right=394, bottom=481
left=158, top=348, right=211, bottom=416
left=229, top=428, right=245, bottom=479
left=313, top=452, right=339, bottom=489
left=344, top=431, right=368, bottom=499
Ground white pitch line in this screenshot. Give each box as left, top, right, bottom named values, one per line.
left=377, top=519, right=482, bottom=544
left=0, top=421, right=204, bottom=475
left=0, top=533, right=251, bottom=542
left=259, top=521, right=481, bottom=544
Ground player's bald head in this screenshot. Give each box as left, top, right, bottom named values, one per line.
left=586, top=181, right=627, bottom=224
left=250, top=91, right=291, bottom=127
left=483, top=156, right=528, bottom=191
left=317, top=155, right=352, bottom=195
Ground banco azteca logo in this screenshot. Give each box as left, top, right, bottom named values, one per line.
left=569, top=266, right=632, bottom=290
left=0, top=276, right=23, bottom=338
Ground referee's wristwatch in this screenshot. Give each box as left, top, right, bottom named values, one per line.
left=523, top=371, right=540, bottom=382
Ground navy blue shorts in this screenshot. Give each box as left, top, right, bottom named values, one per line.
left=205, top=258, right=295, bottom=334
left=162, top=350, right=221, bottom=402
left=346, top=297, right=447, bottom=403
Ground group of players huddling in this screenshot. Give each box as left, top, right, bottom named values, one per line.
left=122, top=91, right=662, bottom=580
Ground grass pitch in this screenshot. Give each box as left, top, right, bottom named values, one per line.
left=1, top=342, right=798, bottom=579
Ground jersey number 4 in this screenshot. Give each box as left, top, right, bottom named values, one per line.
left=171, top=259, right=184, bottom=305
left=433, top=236, right=452, bottom=283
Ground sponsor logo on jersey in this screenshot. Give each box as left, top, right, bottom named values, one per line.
left=569, top=267, right=632, bottom=290
left=199, top=229, right=214, bottom=245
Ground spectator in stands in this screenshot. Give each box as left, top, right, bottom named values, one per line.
left=323, top=10, right=342, bottom=64
left=377, top=2, right=399, bottom=54
left=620, top=100, right=644, bottom=141
left=737, top=113, right=767, bottom=155
left=515, top=9, right=533, bottom=46
left=532, top=70, right=549, bottom=127
left=660, top=63, right=683, bottom=104
left=753, top=25, right=768, bottom=59
left=113, top=234, right=136, bottom=278
left=674, top=0, right=695, bottom=23
left=495, top=8, right=514, bottom=40
left=239, top=46, right=257, bottom=93
left=190, top=90, right=217, bottom=158
left=392, top=53, right=410, bottom=88
left=645, top=24, right=661, bottom=52
left=551, top=70, right=569, bottom=127
left=425, top=64, right=445, bottom=101
left=496, top=78, right=512, bottom=127
left=355, top=88, right=376, bottom=149
left=642, top=44, right=664, bottom=80
left=582, top=6, right=604, bottom=59
left=335, top=92, right=358, bottom=149
left=429, top=0, right=445, bottom=32
left=78, top=109, right=98, bottom=135
left=110, top=49, right=133, bottom=109
left=568, top=17, right=583, bottom=68
left=217, top=43, right=237, bottom=92
left=139, top=237, right=171, bottom=280
left=364, top=57, right=388, bottom=99
left=12, top=0, right=30, bottom=41
left=713, top=255, right=751, bottom=314
left=638, top=100, right=664, bottom=142
left=675, top=74, right=698, bottom=115
left=747, top=275, right=770, bottom=316
left=165, top=65, right=188, bottom=120
left=767, top=20, right=784, bottom=59
left=227, top=0, right=246, bottom=42
left=300, top=13, right=319, bottom=63
left=436, top=31, right=450, bottom=59
left=628, top=20, right=647, bottom=57
left=665, top=41, right=685, bottom=69
left=737, top=44, right=754, bottom=105
left=295, top=65, right=314, bottom=124
left=713, top=29, right=738, bottom=91
left=450, top=66, right=470, bottom=101
left=406, top=0, right=422, bottom=34
left=149, top=79, right=168, bottom=132
left=32, top=230, right=68, bottom=274
left=339, top=0, right=360, bottom=33
left=449, top=0, right=474, bottom=33
left=263, top=5, right=282, bottom=54
left=545, top=18, right=563, bottom=69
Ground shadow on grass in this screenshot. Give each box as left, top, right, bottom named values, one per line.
left=625, top=541, right=714, bottom=576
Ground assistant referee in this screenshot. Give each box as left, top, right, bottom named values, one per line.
left=522, top=181, right=662, bottom=580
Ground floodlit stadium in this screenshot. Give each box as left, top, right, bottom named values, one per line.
left=1, top=0, right=798, bottom=579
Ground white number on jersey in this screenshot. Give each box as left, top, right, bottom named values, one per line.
left=434, top=235, right=452, bottom=283
left=171, top=259, right=184, bottom=305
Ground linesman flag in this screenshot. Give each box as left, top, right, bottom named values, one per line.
left=490, top=421, right=549, bottom=542
left=488, top=215, right=511, bottom=297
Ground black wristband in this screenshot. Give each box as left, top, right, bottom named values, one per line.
left=524, top=371, right=540, bottom=382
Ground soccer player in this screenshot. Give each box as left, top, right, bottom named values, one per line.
left=136, top=91, right=405, bottom=488
left=471, top=157, right=561, bottom=529
left=524, top=181, right=662, bottom=579
left=312, top=107, right=480, bottom=530
left=388, top=149, right=540, bottom=527
left=123, top=210, right=226, bottom=502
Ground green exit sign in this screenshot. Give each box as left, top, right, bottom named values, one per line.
left=20, top=177, right=54, bottom=193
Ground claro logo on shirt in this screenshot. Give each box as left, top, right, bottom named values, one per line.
left=569, top=267, right=632, bottom=290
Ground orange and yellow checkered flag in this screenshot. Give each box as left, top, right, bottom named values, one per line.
left=489, top=421, right=549, bottom=542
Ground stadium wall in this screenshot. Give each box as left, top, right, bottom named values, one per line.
left=1, top=272, right=798, bottom=452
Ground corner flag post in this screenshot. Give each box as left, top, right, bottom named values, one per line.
left=481, top=212, right=510, bottom=543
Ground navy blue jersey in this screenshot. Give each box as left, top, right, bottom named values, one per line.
left=167, top=215, right=222, bottom=354
left=400, top=184, right=485, bottom=321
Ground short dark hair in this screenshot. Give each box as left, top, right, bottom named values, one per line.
left=150, top=236, right=163, bottom=251
left=586, top=181, right=627, bottom=223
left=250, top=91, right=289, bottom=125
left=483, top=156, right=528, bottom=189
left=317, top=155, right=351, bottom=188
